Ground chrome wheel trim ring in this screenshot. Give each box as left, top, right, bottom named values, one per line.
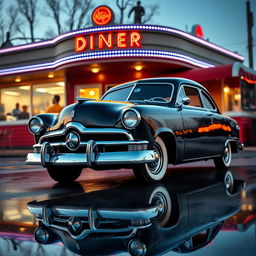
left=223, top=143, right=232, bottom=167
left=224, top=171, right=234, bottom=193
left=145, top=137, right=168, bottom=181
left=147, top=143, right=163, bottom=175
left=148, top=186, right=171, bottom=226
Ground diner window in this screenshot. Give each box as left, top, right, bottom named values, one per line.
left=223, top=86, right=241, bottom=112
left=0, top=86, right=30, bottom=121
left=32, top=82, right=65, bottom=115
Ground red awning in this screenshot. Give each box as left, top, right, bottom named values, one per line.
left=167, top=63, right=256, bottom=83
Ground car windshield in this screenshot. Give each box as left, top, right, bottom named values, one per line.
left=102, top=86, right=133, bottom=101
left=129, top=84, right=173, bottom=102
left=102, top=83, right=173, bottom=102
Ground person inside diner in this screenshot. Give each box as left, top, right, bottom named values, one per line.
left=18, top=105, right=29, bottom=120
left=45, top=95, right=63, bottom=113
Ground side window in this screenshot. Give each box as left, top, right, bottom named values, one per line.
left=183, top=86, right=202, bottom=108
left=201, top=91, right=216, bottom=110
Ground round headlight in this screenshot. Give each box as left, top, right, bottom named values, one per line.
left=122, top=109, right=141, bottom=129
left=29, top=117, right=44, bottom=134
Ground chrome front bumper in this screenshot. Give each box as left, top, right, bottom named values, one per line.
left=26, top=139, right=157, bottom=167
left=27, top=202, right=161, bottom=239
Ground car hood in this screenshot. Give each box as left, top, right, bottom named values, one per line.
left=50, top=100, right=134, bottom=130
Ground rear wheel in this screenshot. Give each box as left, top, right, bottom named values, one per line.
left=214, top=142, right=232, bottom=169
left=133, top=137, right=168, bottom=183
left=47, top=167, right=82, bottom=183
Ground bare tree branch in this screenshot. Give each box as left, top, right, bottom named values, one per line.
left=116, top=0, right=133, bottom=24
left=76, top=0, right=94, bottom=29
left=64, top=0, right=79, bottom=31
left=0, top=0, right=5, bottom=44
left=16, top=0, right=38, bottom=42
left=142, top=4, right=159, bottom=24
left=45, top=0, right=62, bottom=34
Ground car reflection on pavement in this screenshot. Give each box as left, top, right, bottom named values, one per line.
left=27, top=170, right=244, bottom=256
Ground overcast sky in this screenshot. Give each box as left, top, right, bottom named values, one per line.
left=2, top=0, right=256, bottom=68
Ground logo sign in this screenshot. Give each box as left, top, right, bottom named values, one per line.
left=192, top=24, right=204, bottom=39
left=75, top=31, right=142, bottom=52
left=92, top=6, right=113, bottom=26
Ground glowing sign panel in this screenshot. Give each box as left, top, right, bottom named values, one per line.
left=92, top=6, right=113, bottom=26
left=75, top=31, right=142, bottom=52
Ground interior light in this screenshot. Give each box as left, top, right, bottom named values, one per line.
left=19, top=86, right=30, bottom=90
left=15, top=77, right=21, bottom=82
left=234, top=94, right=241, bottom=101
left=98, top=73, right=105, bottom=81
left=56, top=82, right=65, bottom=86
left=36, top=88, right=47, bottom=93
left=91, top=67, right=100, bottom=73
left=89, top=90, right=96, bottom=96
left=3, top=91, right=21, bottom=96
left=224, top=87, right=230, bottom=93
left=134, top=64, right=143, bottom=71
left=48, top=72, right=54, bottom=78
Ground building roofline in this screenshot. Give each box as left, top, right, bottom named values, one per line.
left=0, top=25, right=244, bottom=62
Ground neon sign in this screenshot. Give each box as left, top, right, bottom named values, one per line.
left=75, top=31, right=142, bottom=52
left=92, top=6, right=113, bottom=26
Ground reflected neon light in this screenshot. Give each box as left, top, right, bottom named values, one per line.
left=0, top=49, right=215, bottom=76
left=198, top=124, right=232, bottom=133
left=0, top=25, right=244, bottom=61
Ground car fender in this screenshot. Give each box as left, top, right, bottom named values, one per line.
left=154, top=128, right=183, bottom=164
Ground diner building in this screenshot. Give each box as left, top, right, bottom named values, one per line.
left=0, top=13, right=256, bottom=147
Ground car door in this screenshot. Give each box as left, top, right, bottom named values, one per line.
left=200, top=90, right=226, bottom=156
left=177, top=84, right=215, bottom=160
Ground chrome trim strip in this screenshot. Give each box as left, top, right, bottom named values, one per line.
left=26, top=150, right=156, bottom=166
left=41, top=142, right=51, bottom=168
left=28, top=204, right=160, bottom=221
left=183, top=154, right=221, bottom=162
left=39, top=122, right=134, bottom=144
left=33, top=140, right=149, bottom=149
left=28, top=203, right=160, bottom=240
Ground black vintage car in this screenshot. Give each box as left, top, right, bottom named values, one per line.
left=26, top=78, right=244, bottom=183
left=27, top=170, right=244, bottom=255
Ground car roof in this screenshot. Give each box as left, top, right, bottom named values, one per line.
left=107, top=77, right=206, bottom=92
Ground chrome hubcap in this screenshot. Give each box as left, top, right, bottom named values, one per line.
left=151, top=192, right=169, bottom=225
left=147, top=143, right=163, bottom=175
left=224, top=172, right=233, bottom=192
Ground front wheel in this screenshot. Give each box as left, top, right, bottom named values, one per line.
left=133, top=137, right=168, bottom=183
left=47, top=166, right=82, bottom=183
left=214, top=142, right=232, bottom=169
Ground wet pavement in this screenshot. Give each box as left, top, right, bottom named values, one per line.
left=0, top=153, right=255, bottom=255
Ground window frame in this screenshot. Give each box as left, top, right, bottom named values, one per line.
left=199, top=90, right=218, bottom=112
left=176, top=84, right=204, bottom=110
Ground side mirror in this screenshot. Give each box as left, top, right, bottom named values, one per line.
left=182, top=97, right=190, bottom=105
